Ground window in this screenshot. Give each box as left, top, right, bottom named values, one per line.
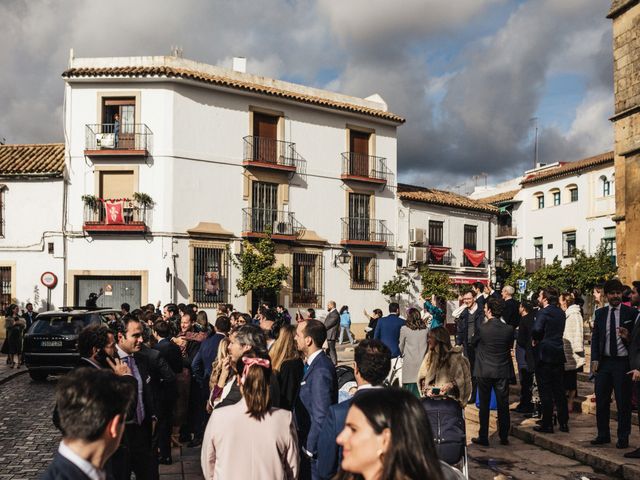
left=191, top=244, right=229, bottom=307
left=569, top=187, right=578, bottom=202
left=535, top=193, right=544, bottom=209
left=99, top=170, right=135, bottom=199
left=102, top=98, right=136, bottom=149
left=292, top=252, right=323, bottom=306
left=251, top=181, right=278, bottom=233
left=428, top=220, right=444, bottom=246
left=348, top=130, right=371, bottom=177
left=351, top=255, right=377, bottom=290
left=348, top=193, right=371, bottom=241
left=0, top=266, right=11, bottom=311
left=563, top=231, right=577, bottom=258
left=551, top=189, right=561, bottom=206
left=252, top=112, right=280, bottom=163
left=534, top=237, right=543, bottom=259
left=601, top=175, right=611, bottom=197
left=462, top=225, right=478, bottom=266
left=603, top=227, right=616, bottom=265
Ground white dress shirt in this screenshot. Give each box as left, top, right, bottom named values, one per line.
left=58, top=441, right=106, bottom=480
left=604, top=306, right=628, bottom=357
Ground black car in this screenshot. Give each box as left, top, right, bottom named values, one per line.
left=23, top=308, right=121, bottom=381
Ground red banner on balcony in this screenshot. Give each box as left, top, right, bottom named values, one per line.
left=103, top=199, right=125, bottom=224
left=463, top=249, right=485, bottom=267
left=429, top=246, right=450, bottom=262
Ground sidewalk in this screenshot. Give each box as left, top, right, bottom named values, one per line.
left=159, top=446, right=202, bottom=480
left=0, top=360, right=27, bottom=384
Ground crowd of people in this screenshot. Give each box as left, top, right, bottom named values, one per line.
left=28, top=276, right=640, bottom=480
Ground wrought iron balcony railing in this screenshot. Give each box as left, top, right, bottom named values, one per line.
left=83, top=199, right=151, bottom=233
left=85, top=124, right=152, bottom=154
left=243, top=136, right=303, bottom=171
left=497, top=225, right=517, bottom=237
left=427, top=247, right=453, bottom=266
left=341, top=152, right=388, bottom=183
left=242, top=208, right=304, bottom=237
left=341, top=217, right=393, bottom=246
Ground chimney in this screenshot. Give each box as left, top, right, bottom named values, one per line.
left=232, top=57, right=247, bottom=73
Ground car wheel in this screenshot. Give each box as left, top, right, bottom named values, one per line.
left=29, top=371, right=48, bottom=382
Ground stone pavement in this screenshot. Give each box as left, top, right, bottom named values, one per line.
left=0, top=361, right=28, bottom=385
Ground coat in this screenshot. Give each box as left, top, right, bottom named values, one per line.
left=324, top=310, right=340, bottom=341
left=532, top=304, right=566, bottom=365
left=472, top=318, right=514, bottom=379
left=627, top=310, right=640, bottom=371
left=455, top=306, right=484, bottom=356
left=563, top=304, right=585, bottom=371
left=293, top=351, right=337, bottom=456
left=398, top=326, right=428, bottom=384
left=417, top=345, right=471, bottom=407
left=516, top=312, right=535, bottom=371
left=591, top=304, right=637, bottom=363
left=40, top=453, right=92, bottom=480
left=201, top=398, right=299, bottom=480
left=373, top=314, right=405, bottom=357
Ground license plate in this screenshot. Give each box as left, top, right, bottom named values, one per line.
left=41, top=341, right=62, bottom=347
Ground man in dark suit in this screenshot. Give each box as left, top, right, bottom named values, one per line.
left=455, top=290, right=484, bottom=401
left=473, top=282, right=487, bottom=312
left=501, top=286, right=520, bottom=328
left=620, top=283, right=640, bottom=458
left=373, top=302, right=405, bottom=359
left=42, top=368, right=135, bottom=480
left=316, top=339, right=390, bottom=480
left=22, top=302, right=37, bottom=330
left=115, top=317, right=157, bottom=480
left=514, top=301, right=536, bottom=414
left=590, top=279, right=637, bottom=448
left=471, top=297, right=514, bottom=446
left=294, top=319, right=338, bottom=480
left=324, top=301, right=340, bottom=365
left=531, top=287, right=569, bottom=434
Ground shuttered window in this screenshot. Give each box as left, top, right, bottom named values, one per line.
left=351, top=256, right=377, bottom=290
left=191, top=244, right=229, bottom=307
left=292, top=253, right=323, bottom=307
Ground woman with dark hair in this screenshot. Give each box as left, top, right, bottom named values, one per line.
left=423, top=294, right=446, bottom=330
left=363, top=308, right=383, bottom=340
left=201, top=352, right=299, bottom=479
left=399, top=307, right=428, bottom=396
left=339, top=305, right=356, bottom=345
left=1, top=304, right=25, bottom=367
left=417, top=326, right=471, bottom=406
left=335, top=388, right=446, bottom=480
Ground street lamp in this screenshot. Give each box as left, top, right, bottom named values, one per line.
left=334, top=248, right=350, bottom=267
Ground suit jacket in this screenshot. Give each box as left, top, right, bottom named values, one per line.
left=455, top=306, right=484, bottom=355
left=277, top=358, right=305, bottom=411
left=472, top=318, right=514, bottom=379
left=531, top=304, right=566, bottom=364
left=373, top=314, right=405, bottom=357
left=324, top=310, right=340, bottom=341
left=591, top=304, right=637, bottom=363
left=201, top=398, right=299, bottom=480
left=192, top=333, right=225, bottom=383
left=129, top=347, right=158, bottom=421
left=516, top=312, right=536, bottom=371
left=153, top=338, right=183, bottom=375
left=40, top=453, right=92, bottom=480
left=294, top=351, right=338, bottom=456
left=503, top=298, right=520, bottom=328
left=22, top=311, right=38, bottom=331
left=627, top=310, right=640, bottom=370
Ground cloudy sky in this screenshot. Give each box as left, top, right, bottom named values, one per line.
left=0, top=0, right=613, bottom=189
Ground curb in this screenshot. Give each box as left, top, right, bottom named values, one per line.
left=0, top=368, right=28, bottom=386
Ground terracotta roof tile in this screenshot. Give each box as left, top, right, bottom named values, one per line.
left=397, top=183, right=498, bottom=214
left=520, top=151, right=614, bottom=185
left=62, top=66, right=405, bottom=124
left=0, top=143, right=65, bottom=176
left=477, top=189, right=520, bottom=205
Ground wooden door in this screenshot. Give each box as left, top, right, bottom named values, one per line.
left=349, top=131, right=370, bottom=176
left=253, top=113, right=279, bottom=163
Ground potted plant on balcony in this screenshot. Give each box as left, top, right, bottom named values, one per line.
left=132, top=192, right=154, bottom=210
left=81, top=194, right=101, bottom=213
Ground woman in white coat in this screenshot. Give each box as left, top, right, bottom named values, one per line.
left=560, top=291, right=585, bottom=413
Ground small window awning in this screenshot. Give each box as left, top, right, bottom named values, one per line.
left=187, top=222, right=234, bottom=238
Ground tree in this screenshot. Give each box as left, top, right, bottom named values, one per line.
left=381, top=275, right=410, bottom=298
left=499, top=259, right=527, bottom=291
left=419, top=267, right=456, bottom=300
left=528, top=258, right=569, bottom=294
left=231, top=234, right=290, bottom=303
left=563, top=245, right=617, bottom=294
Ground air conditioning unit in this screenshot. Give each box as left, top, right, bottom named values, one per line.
left=408, top=246, right=427, bottom=264
left=409, top=228, right=427, bottom=245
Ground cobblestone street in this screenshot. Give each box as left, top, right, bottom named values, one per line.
left=0, top=373, right=59, bottom=480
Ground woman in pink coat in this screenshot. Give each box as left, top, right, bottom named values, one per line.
left=201, top=353, right=299, bottom=479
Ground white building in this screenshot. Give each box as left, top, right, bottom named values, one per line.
left=56, top=53, right=405, bottom=327
left=395, top=183, right=497, bottom=311
left=0, top=143, right=66, bottom=312
left=473, top=151, right=616, bottom=277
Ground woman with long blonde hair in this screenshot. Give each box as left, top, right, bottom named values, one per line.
left=207, top=337, right=232, bottom=411
left=269, top=324, right=304, bottom=411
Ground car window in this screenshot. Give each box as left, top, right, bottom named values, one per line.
left=30, top=315, right=92, bottom=335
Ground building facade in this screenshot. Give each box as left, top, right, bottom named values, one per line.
left=608, top=0, right=640, bottom=283
left=60, top=54, right=404, bottom=322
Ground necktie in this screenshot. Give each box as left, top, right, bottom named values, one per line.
left=124, top=356, right=145, bottom=425
left=609, top=307, right=618, bottom=358
left=303, top=362, right=309, bottom=375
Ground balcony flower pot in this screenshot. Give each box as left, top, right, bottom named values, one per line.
left=81, top=194, right=101, bottom=213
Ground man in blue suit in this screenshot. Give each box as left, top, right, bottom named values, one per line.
left=316, top=339, right=391, bottom=480
left=294, top=319, right=338, bottom=480
left=42, top=368, right=135, bottom=480
left=590, top=279, right=637, bottom=448
left=373, top=302, right=404, bottom=358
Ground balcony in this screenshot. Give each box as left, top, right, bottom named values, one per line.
left=526, top=258, right=546, bottom=273
left=242, top=136, right=302, bottom=173
left=497, top=225, right=517, bottom=237
left=340, top=218, right=393, bottom=248
left=462, top=249, right=488, bottom=269
left=83, top=198, right=151, bottom=234
left=85, top=124, right=152, bottom=157
left=242, top=208, right=304, bottom=241
left=341, top=153, right=388, bottom=185
left=427, top=246, right=454, bottom=267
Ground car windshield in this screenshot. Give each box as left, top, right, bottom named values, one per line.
left=29, top=314, right=100, bottom=335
